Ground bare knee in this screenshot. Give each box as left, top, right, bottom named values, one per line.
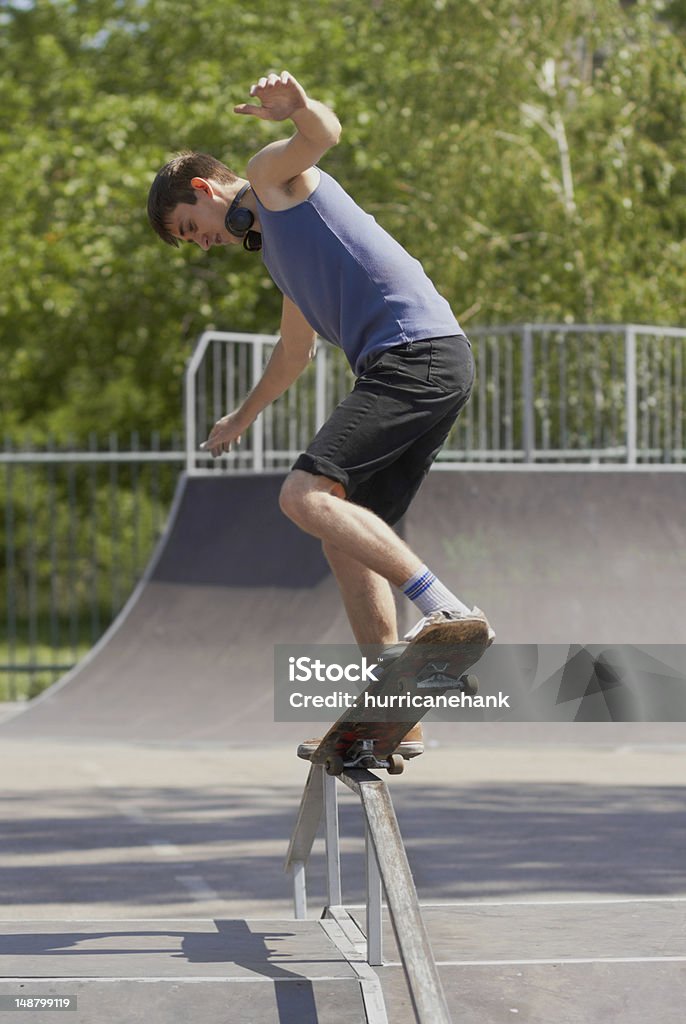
left=278, top=471, right=311, bottom=522
left=278, top=470, right=345, bottom=524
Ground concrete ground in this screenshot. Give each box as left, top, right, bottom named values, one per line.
left=1, top=721, right=684, bottom=1022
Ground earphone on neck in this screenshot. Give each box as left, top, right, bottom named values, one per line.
left=224, top=183, right=262, bottom=251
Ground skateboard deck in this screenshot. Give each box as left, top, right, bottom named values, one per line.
left=306, top=616, right=491, bottom=776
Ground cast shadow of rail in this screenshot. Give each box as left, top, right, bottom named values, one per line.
left=0, top=921, right=334, bottom=1023
left=1, top=779, right=685, bottom=910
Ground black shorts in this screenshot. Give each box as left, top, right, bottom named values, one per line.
left=292, top=334, right=474, bottom=525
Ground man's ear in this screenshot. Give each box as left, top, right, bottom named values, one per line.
left=190, top=176, right=213, bottom=196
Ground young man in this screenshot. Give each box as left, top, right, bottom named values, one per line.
left=148, top=71, right=493, bottom=755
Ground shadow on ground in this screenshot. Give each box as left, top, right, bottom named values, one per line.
left=1, top=781, right=684, bottom=910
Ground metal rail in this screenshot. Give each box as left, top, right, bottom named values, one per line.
left=285, top=764, right=453, bottom=1024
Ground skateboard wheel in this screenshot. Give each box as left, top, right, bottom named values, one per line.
left=461, top=673, right=479, bottom=696
left=387, top=754, right=405, bottom=775
left=325, top=754, right=344, bottom=777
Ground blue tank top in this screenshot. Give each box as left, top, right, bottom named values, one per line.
left=254, top=171, right=461, bottom=376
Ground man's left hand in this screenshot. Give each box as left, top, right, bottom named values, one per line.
left=234, top=70, right=308, bottom=122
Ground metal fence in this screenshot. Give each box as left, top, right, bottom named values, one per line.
left=470, top=323, right=686, bottom=464
left=186, top=324, right=686, bottom=471
left=1, top=433, right=183, bottom=699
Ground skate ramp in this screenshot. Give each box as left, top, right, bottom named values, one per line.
left=0, top=475, right=354, bottom=745
left=1, top=469, right=684, bottom=745
left=404, top=469, right=686, bottom=645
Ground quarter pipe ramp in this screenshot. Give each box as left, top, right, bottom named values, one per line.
left=2, top=470, right=684, bottom=743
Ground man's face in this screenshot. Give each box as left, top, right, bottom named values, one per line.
left=169, top=177, right=240, bottom=251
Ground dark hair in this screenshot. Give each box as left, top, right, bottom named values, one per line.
left=147, top=151, right=238, bottom=247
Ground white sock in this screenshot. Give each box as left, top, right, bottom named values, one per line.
left=401, top=564, right=471, bottom=617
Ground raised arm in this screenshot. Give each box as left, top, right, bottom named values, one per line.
left=239, top=71, right=341, bottom=187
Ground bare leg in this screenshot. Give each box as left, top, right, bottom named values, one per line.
left=280, top=471, right=423, bottom=587
left=322, top=541, right=398, bottom=648
left=321, top=542, right=423, bottom=751
left=292, top=480, right=424, bottom=750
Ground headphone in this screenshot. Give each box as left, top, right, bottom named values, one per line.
left=225, top=183, right=262, bottom=251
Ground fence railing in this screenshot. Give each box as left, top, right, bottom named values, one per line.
left=185, top=324, right=686, bottom=471
left=471, top=323, right=686, bottom=464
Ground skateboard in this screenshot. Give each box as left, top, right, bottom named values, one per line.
left=302, top=616, right=491, bottom=776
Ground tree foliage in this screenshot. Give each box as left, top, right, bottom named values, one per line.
left=0, top=0, right=684, bottom=440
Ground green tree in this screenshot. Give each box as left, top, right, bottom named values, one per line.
left=0, top=0, right=684, bottom=441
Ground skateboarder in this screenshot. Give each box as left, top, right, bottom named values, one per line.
left=147, top=71, right=493, bottom=754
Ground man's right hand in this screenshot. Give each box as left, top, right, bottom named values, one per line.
left=200, top=410, right=252, bottom=459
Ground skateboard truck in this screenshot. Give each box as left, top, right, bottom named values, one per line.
left=324, top=738, right=406, bottom=777
left=320, top=671, right=479, bottom=777
left=378, top=646, right=479, bottom=694
left=414, top=667, right=479, bottom=694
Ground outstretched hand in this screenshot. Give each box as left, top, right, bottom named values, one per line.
left=234, top=70, right=308, bottom=122
left=200, top=410, right=250, bottom=459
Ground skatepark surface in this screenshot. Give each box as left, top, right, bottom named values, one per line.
left=1, top=735, right=684, bottom=1023
left=1, top=470, right=685, bottom=1022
